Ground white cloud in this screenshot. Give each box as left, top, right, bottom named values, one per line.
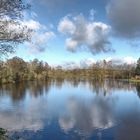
left=66, top=38, right=78, bottom=52
left=22, top=19, right=42, bottom=30
left=62, top=58, right=96, bottom=69
left=22, top=19, right=48, bottom=31
left=80, top=58, right=96, bottom=68
left=62, top=61, right=80, bottom=69
left=123, top=57, right=137, bottom=65
left=105, top=57, right=112, bottom=62
left=58, top=14, right=112, bottom=54
left=22, top=19, right=55, bottom=53
left=105, top=57, right=137, bottom=65
left=58, top=16, right=76, bottom=35
left=28, top=31, right=55, bottom=53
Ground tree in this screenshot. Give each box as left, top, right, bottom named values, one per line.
left=6, top=56, right=27, bottom=82
left=30, top=59, right=44, bottom=75
left=0, top=0, right=31, bottom=56
left=7, top=56, right=27, bottom=73
left=135, top=58, right=140, bottom=75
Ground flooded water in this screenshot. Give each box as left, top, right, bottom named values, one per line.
left=0, top=79, right=140, bottom=140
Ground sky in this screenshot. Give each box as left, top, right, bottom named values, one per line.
left=9, top=0, right=140, bottom=66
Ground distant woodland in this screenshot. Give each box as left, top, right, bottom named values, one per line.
left=0, top=57, right=140, bottom=85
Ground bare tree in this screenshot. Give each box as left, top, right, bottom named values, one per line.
left=0, top=0, right=31, bottom=56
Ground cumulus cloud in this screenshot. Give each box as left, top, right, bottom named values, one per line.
left=80, top=58, right=96, bottom=68
left=2, top=17, right=55, bottom=54
left=61, top=56, right=136, bottom=70
left=107, top=0, right=140, bottom=39
left=58, top=15, right=112, bottom=54
left=22, top=19, right=44, bottom=30
left=28, top=31, right=55, bottom=53
left=58, top=17, right=76, bottom=35
left=123, top=57, right=137, bottom=65
left=106, top=56, right=137, bottom=65
left=62, top=58, right=96, bottom=69
left=62, top=61, right=80, bottom=69
left=23, top=20, right=55, bottom=53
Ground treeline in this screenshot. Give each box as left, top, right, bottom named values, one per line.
left=0, top=57, right=140, bottom=84
left=49, top=65, right=135, bottom=81
left=49, top=59, right=139, bottom=81
left=0, top=57, right=49, bottom=84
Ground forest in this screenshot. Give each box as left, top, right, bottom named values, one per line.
left=0, top=56, right=140, bottom=85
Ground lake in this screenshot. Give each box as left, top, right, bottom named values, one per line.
left=0, top=79, right=140, bottom=140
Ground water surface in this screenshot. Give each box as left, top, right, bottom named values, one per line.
left=0, top=80, right=140, bottom=140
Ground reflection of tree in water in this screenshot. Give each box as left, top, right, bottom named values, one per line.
left=28, top=80, right=51, bottom=97
left=0, top=80, right=52, bottom=102
left=0, top=82, right=26, bottom=101
left=88, top=80, right=105, bottom=95
left=67, top=78, right=81, bottom=87
left=47, top=79, right=137, bottom=97
left=136, top=83, right=140, bottom=99
left=29, top=81, right=44, bottom=97
left=52, top=78, right=65, bottom=89
left=107, top=80, right=135, bottom=91
left=88, top=80, right=136, bottom=96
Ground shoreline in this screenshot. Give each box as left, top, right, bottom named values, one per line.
left=0, top=77, right=140, bottom=86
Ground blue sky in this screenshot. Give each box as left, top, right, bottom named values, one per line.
left=9, top=0, right=140, bottom=66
